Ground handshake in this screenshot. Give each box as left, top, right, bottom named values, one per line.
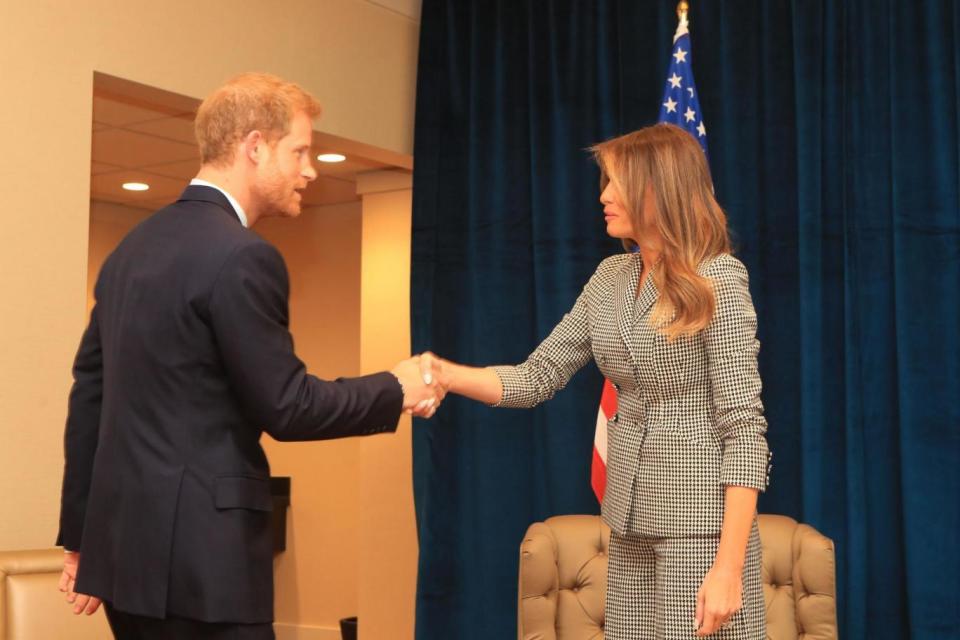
left=391, top=352, right=450, bottom=418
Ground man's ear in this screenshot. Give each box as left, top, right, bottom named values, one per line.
left=242, top=130, right=265, bottom=165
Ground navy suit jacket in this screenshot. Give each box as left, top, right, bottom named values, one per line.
left=57, top=185, right=403, bottom=623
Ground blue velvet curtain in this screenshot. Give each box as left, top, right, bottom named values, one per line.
left=411, top=2, right=960, bottom=638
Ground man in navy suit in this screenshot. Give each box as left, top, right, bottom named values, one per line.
left=56, top=73, right=440, bottom=639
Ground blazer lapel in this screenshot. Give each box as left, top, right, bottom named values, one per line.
left=616, top=256, right=661, bottom=379
left=635, top=272, right=660, bottom=319
left=615, top=255, right=641, bottom=367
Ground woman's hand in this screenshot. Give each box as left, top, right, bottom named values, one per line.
left=695, top=563, right=742, bottom=636
left=421, top=355, right=504, bottom=406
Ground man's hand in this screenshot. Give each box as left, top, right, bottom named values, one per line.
left=391, top=353, right=448, bottom=418
left=59, top=551, right=102, bottom=615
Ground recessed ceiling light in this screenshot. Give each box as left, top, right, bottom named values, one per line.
left=317, top=153, right=346, bottom=163
left=122, top=182, right=150, bottom=191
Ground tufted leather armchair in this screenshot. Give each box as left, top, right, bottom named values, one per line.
left=0, top=548, right=112, bottom=640
left=518, top=515, right=610, bottom=639
left=758, top=515, right=837, bottom=640
left=518, top=514, right=837, bottom=640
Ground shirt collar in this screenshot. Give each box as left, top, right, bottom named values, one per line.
left=189, top=178, right=249, bottom=228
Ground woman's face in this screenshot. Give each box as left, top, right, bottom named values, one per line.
left=600, top=178, right=636, bottom=240
left=600, top=177, right=660, bottom=246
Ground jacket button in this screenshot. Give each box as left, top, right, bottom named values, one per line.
left=612, top=413, right=619, bottom=423
left=613, top=383, right=621, bottom=391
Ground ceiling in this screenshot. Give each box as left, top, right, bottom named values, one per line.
left=91, top=90, right=403, bottom=212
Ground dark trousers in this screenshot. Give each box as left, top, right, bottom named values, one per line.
left=104, top=603, right=275, bottom=640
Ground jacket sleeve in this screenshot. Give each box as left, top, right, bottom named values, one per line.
left=208, top=241, right=403, bottom=441
left=491, top=276, right=596, bottom=409
left=703, top=254, right=771, bottom=491
left=57, top=305, right=104, bottom=550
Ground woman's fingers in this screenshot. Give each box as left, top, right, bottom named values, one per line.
left=694, top=586, right=705, bottom=631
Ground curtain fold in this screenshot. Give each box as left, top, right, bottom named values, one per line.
left=412, top=2, right=959, bottom=638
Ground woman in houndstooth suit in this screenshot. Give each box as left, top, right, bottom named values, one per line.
left=427, top=123, right=771, bottom=639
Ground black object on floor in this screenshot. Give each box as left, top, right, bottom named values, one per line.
left=339, top=617, right=357, bottom=640
left=270, top=476, right=291, bottom=553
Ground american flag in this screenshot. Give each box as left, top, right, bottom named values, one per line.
left=658, top=10, right=708, bottom=152
left=591, top=6, right=708, bottom=503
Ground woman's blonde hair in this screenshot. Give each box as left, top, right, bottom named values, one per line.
left=195, top=72, right=323, bottom=167
left=591, top=123, right=731, bottom=340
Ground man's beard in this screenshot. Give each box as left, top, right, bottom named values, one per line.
left=254, top=165, right=299, bottom=218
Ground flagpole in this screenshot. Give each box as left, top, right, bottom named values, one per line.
left=677, top=1, right=688, bottom=19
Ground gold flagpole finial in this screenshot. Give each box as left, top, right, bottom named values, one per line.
left=677, top=1, right=689, bottom=18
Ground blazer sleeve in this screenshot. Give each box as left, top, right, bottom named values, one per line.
left=57, top=305, right=104, bottom=550
left=208, top=241, right=403, bottom=441
left=703, top=254, right=771, bottom=491
left=491, top=275, right=596, bottom=409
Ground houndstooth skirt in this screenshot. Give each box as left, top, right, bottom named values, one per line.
left=605, top=519, right=764, bottom=639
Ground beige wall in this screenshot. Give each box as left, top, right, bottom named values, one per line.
left=257, top=203, right=365, bottom=636
left=357, top=181, right=417, bottom=640
left=0, top=1, right=418, bottom=636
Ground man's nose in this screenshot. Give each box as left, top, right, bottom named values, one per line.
left=303, top=162, right=317, bottom=182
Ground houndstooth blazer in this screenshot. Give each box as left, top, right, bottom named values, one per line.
left=493, top=252, right=771, bottom=538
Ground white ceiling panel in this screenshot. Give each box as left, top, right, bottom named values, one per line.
left=140, top=158, right=201, bottom=181
left=90, top=93, right=408, bottom=209
left=135, top=196, right=185, bottom=212
left=91, top=169, right=188, bottom=205
left=312, top=154, right=391, bottom=178
left=91, top=161, right=124, bottom=175
left=92, top=95, right=185, bottom=126
left=93, top=128, right=198, bottom=168
left=126, top=115, right=197, bottom=145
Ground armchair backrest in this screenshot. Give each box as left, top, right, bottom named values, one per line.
left=517, top=514, right=609, bottom=640
left=0, top=548, right=111, bottom=640
left=758, top=514, right=838, bottom=640
left=518, top=514, right=838, bottom=640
